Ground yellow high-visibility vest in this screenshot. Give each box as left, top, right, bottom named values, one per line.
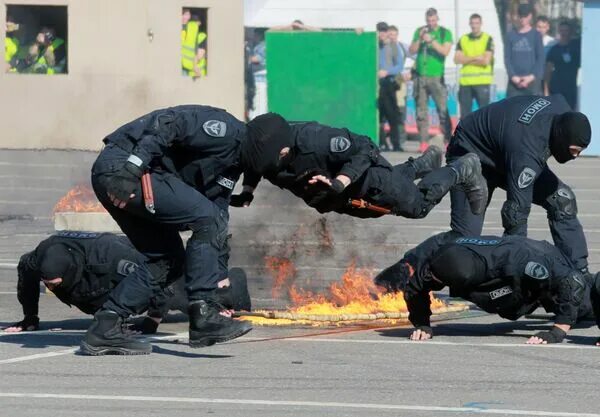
left=5, top=37, right=19, bottom=64
left=181, top=21, right=207, bottom=76
left=459, top=32, right=493, bottom=86
left=34, top=38, right=65, bottom=74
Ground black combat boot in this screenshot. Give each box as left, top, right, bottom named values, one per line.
left=188, top=300, right=252, bottom=348
left=408, top=145, right=443, bottom=179
left=80, top=310, right=152, bottom=355
left=448, top=153, right=489, bottom=215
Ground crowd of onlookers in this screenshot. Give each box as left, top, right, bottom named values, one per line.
left=378, top=4, right=581, bottom=152
left=4, top=15, right=66, bottom=74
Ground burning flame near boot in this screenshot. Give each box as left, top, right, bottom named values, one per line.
left=241, top=258, right=466, bottom=326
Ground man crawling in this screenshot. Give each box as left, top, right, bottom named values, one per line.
left=375, top=231, right=597, bottom=344
left=3, top=231, right=250, bottom=334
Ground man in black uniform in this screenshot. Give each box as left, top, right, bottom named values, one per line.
left=375, top=232, right=591, bottom=344
left=231, top=115, right=489, bottom=219
left=84, top=105, right=272, bottom=355
left=447, top=95, right=592, bottom=274
left=3, top=232, right=251, bottom=334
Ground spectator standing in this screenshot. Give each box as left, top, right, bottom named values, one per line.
left=377, top=22, right=404, bottom=152
left=536, top=15, right=557, bottom=57
left=4, top=17, right=20, bottom=73
left=454, top=14, right=494, bottom=118
left=388, top=25, right=412, bottom=148
left=504, top=4, right=544, bottom=97
left=545, top=21, right=581, bottom=110
left=181, top=9, right=207, bottom=78
left=409, top=8, right=453, bottom=152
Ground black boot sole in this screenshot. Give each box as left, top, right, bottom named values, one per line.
left=80, top=340, right=152, bottom=356
left=189, top=325, right=252, bottom=348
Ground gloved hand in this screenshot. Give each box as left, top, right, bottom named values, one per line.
left=409, top=325, right=433, bottom=341
left=103, top=158, right=144, bottom=207
left=230, top=191, right=254, bottom=207
left=307, top=178, right=346, bottom=208
left=3, top=316, right=40, bottom=332
left=532, top=326, right=567, bottom=344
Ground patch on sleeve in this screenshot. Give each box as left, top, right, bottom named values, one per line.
left=518, top=98, right=551, bottom=124
left=330, top=136, right=351, bottom=153
left=117, top=259, right=139, bottom=276
left=517, top=167, right=536, bottom=189
left=216, top=175, right=235, bottom=190
left=524, top=261, right=549, bottom=280
left=489, top=285, right=513, bottom=300
left=203, top=120, right=227, bottom=137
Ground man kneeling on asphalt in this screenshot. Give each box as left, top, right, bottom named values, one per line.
left=2, top=232, right=251, bottom=334
left=232, top=113, right=488, bottom=219
left=375, top=231, right=594, bottom=344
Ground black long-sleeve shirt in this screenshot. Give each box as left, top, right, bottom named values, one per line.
left=18, top=233, right=145, bottom=316
left=104, top=105, right=247, bottom=199
left=243, top=121, right=385, bottom=195
left=398, top=232, right=585, bottom=328
left=451, top=95, right=571, bottom=235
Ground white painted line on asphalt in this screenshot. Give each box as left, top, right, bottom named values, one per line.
left=0, top=348, right=78, bottom=364
left=0, top=392, right=597, bottom=416
left=259, top=337, right=600, bottom=350
left=0, top=332, right=188, bottom=364
left=0, top=291, right=17, bottom=294
left=0, top=263, right=17, bottom=268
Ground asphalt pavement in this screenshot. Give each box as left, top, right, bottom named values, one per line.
left=0, top=149, right=599, bottom=417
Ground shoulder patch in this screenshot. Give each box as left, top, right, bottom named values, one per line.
left=517, top=167, right=536, bottom=189
left=524, top=261, right=549, bottom=280
left=330, top=136, right=351, bottom=153
left=117, top=259, right=139, bottom=277
left=518, top=98, right=551, bottom=125
left=203, top=120, right=227, bottom=137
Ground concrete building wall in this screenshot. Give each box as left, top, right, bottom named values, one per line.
left=0, top=0, right=244, bottom=150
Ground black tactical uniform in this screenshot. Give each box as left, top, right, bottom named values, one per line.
left=240, top=120, right=487, bottom=218
left=447, top=95, right=592, bottom=271
left=16, top=232, right=148, bottom=319
left=85, top=105, right=253, bottom=354
left=375, top=232, right=588, bottom=343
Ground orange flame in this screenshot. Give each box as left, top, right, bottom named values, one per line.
left=265, top=259, right=447, bottom=316
left=265, top=256, right=297, bottom=298
left=53, top=185, right=106, bottom=213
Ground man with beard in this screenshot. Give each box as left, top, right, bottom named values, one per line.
left=3, top=232, right=251, bottom=334
left=446, top=95, right=592, bottom=277
left=375, top=231, right=593, bottom=344
left=230, top=113, right=488, bottom=220
left=85, top=105, right=265, bottom=355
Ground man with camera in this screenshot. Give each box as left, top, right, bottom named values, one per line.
left=409, top=7, right=454, bottom=153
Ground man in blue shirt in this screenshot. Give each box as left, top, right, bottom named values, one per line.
left=377, top=22, right=404, bottom=151
left=504, top=4, right=545, bottom=97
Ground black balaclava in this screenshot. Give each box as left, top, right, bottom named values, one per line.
left=242, top=113, right=294, bottom=176
left=39, top=245, right=77, bottom=290
left=374, top=261, right=412, bottom=293
left=429, top=244, right=487, bottom=289
left=550, top=112, right=591, bottom=164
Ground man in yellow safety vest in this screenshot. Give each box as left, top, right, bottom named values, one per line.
left=181, top=9, right=207, bottom=78
left=454, top=13, right=495, bottom=118
left=4, top=17, right=20, bottom=72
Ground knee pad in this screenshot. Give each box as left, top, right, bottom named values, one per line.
left=546, top=186, right=578, bottom=221
left=562, top=271, right=587, bottom=306
left=188, top=212, right=229, bottom=250
left=501, top=200, right=529, bottom=233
